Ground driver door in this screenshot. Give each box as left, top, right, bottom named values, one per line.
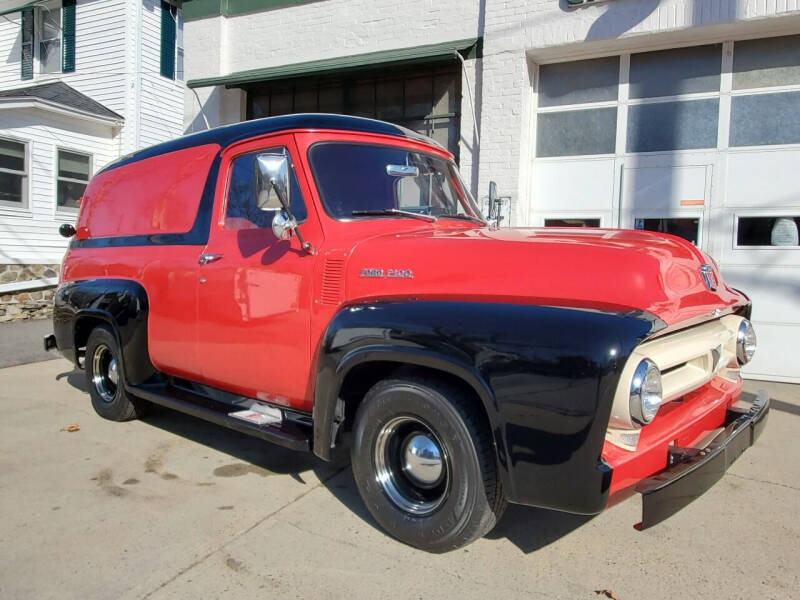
left=195, top=135, right=321, bottom=407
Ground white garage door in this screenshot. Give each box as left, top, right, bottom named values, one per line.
left=529, top=36, right=800, bottom=383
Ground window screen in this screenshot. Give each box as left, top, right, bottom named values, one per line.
left=629, top=45, right=722, bottom=99
left=627, top=100, right=719, bottom=152
left=0, top=139, right=26, bottom=207
left=538, top=57, right=619, bottom=107
left=730, top=91, right=800, bottom=147
left=737, top=216, right=800, bottom=247
left=536, top=107, right=617, bottom=157
left=225, top=149, right=306, bottom=231
left=57, top=150, right=90, bottom=210
left=733, top=35, right=800, bottom=90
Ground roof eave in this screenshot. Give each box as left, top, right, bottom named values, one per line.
left=0, top=97, right=124, bottom=127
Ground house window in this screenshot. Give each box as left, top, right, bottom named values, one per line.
left=160, top=2, right=182, bottom=80
left=56, top=149, right=90, bottom=211
left=21, top=1, right=75, bottom=79
left=38, top=4, right=61, bottom=74
left=0, top=138, right=28, bottom=209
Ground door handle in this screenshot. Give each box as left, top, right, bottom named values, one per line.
left=198, top=253, right=224, bottom=265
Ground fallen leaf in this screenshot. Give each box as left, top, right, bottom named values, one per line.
left=60, top=424, right=80, bottom=432
left=594, top=591, right=619, bottom=600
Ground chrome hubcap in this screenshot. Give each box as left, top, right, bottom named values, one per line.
left=402, top=434, right=443, bottom=486
left=91, top=344, right=118, bottom=403
left=374, top=417, right=449, bottom=516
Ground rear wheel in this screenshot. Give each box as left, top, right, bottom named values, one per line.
left=350, top=375, right=506, bottom=553
left=85, top=325, right=148, bottom=421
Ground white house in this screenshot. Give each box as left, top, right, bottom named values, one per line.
left=182, top=0, right=800, bottom=383
left=0, top=0, right=186, bottom=320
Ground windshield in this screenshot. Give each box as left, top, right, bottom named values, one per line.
left=309, top=142, right=483, bottom=221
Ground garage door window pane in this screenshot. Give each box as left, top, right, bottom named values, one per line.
left=294, top=87, right=317, bottom=113
left=635, top=218, right=700, bottom=245
left=629, top=45, right=722, bottom=99
left=737, top=216, right=800, bottom=246
left=538, top=57, right=619, bottom=107
left=318, top=85, right=343, bottom=113
left=627, top=100, right=719, bottom=152
left=733, top=35, right=800, bottom=90
left=730, top=91, right=800, bottom=147
left=544, top=218, right=601, bottom=228
left=536, top=107, right=617, bottom=157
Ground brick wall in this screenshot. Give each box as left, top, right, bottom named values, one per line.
left=476, top=0, right=800, bottom=225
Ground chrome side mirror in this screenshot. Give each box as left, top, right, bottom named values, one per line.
left=256, top=151, right=291, bottom=212
left=255, top=149, right=312, bottom=252
left=272, top=210, right=297, bottom=242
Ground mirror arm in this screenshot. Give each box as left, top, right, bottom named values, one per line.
left=270, top=177, right=312, bottom=253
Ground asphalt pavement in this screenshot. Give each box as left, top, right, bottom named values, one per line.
left=0, top=319, right=58, bottom=368
left=0, top=356, right=798, bottom=599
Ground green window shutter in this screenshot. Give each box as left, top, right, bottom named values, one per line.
left=62, top=0, right=76, bottom=73
left=20, top=7, right=34, bottom=80
left=160, top=2, right=176, bottom=79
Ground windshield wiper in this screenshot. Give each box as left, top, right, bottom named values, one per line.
left=438, top=214, right=487, bottom=225
left=351, top=209, right=438, bottom=222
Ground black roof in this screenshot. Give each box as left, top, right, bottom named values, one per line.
left=0, top=81, right=123, bottom=121
left=101, top=113, right=440, bottom=174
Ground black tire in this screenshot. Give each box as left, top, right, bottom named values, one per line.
left=84, top=324, right=148, bottom=421
left=350, top=375, right=506, bottom=553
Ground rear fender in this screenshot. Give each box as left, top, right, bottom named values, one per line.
left=54, top=279, right=155, bottom=385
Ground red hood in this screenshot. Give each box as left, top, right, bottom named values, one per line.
left=343, top=226, right=745, bottom=326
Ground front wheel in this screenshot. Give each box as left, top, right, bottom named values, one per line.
left=350, top=375, right=506, bottom=553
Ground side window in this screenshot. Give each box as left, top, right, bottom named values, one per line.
left=224, top=147, right=307, bottom=231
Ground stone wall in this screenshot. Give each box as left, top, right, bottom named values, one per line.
left=0, top=264, right=59, bottom=323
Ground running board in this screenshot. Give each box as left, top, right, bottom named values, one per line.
left=127, top=382, right=311, bottom=452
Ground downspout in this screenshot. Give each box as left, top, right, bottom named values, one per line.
left=455, top=49, right=480, bottom=149
left=134, top=0, right=143, bottom=149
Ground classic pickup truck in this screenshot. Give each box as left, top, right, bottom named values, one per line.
left=47, top=114, right=767, bottom=552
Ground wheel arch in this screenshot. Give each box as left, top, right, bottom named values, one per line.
left=54, top=279, right=156, bottom=385
left=316, top=345, right=501, bottom=455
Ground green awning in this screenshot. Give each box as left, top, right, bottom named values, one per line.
left=0, top=1, right=33, bottom=17
left=187, top=37, right=481, bottom=89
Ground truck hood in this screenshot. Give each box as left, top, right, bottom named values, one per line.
left=343, top=226, right=745, bottom=326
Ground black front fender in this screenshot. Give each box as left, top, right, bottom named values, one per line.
left=313, top=300, right=661, bottom=514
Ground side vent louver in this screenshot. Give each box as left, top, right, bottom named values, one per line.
left=321, top=256, right=346, bottom=306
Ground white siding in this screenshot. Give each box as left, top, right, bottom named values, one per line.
left=0, top=0, right=187, bottom=264
left=0, top=109, right=117, bottom=264
left=0, top=0, right=128, bottom=115
left=137, top=0, right=185, bottom=148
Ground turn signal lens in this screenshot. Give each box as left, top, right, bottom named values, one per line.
left=736, top=320, right=757, bottom=366
left=630, top=359, right=662, bottom=424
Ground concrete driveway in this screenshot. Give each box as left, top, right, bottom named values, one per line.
left=0, top=358, right=798, bottom=600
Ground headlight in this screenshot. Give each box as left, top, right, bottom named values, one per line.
left=630, top=359, right=662, bottom=424
left=736, top=319, right=757, bottom=365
